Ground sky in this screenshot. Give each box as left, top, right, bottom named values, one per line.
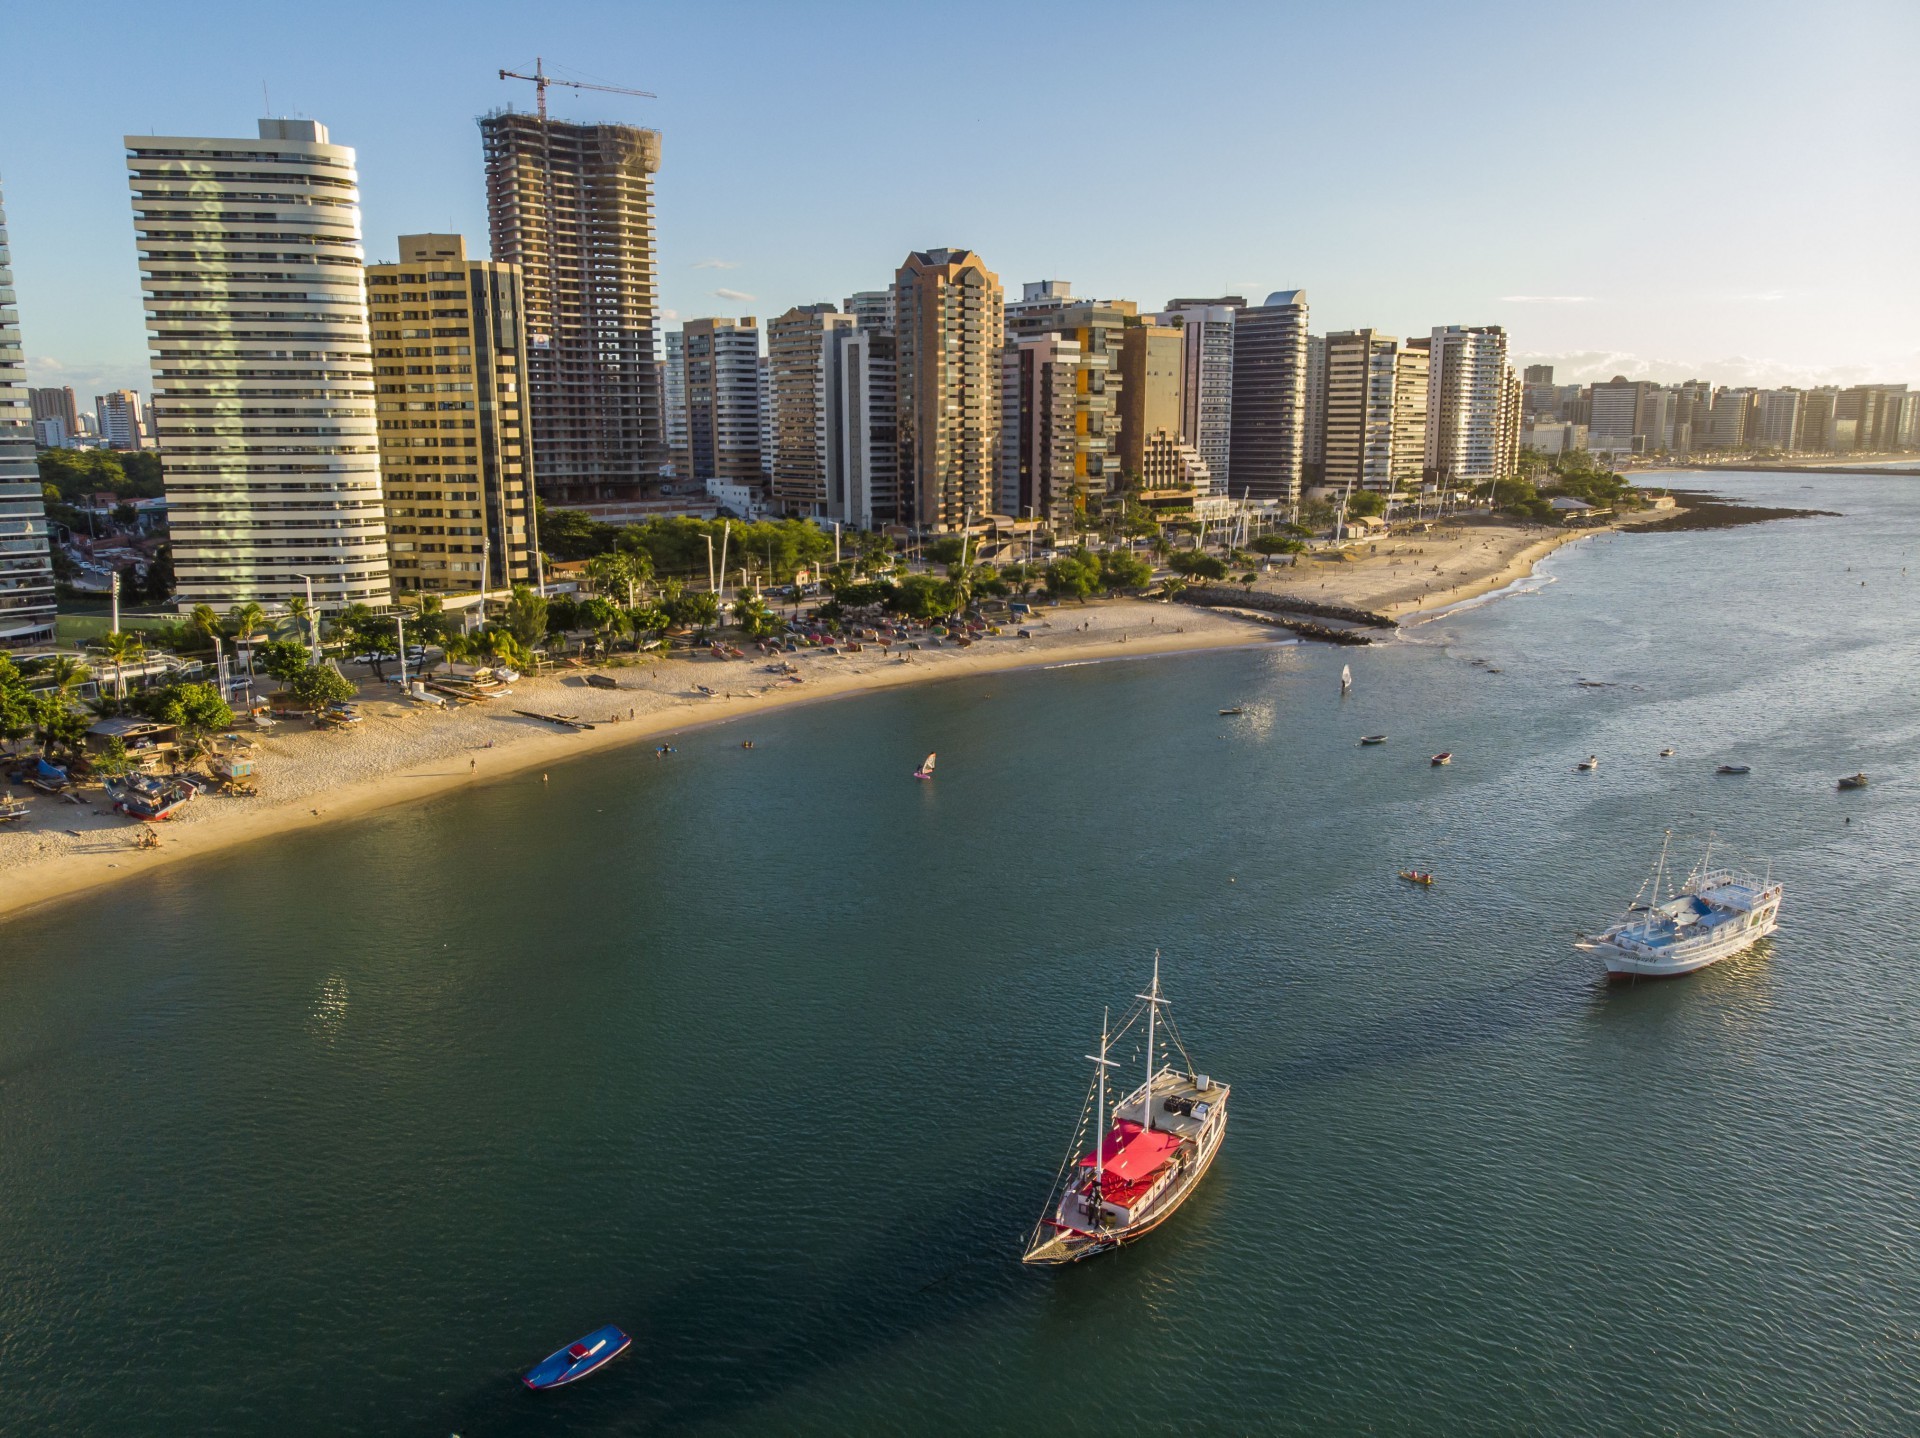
left=4, top=0, right=1916, bottom=403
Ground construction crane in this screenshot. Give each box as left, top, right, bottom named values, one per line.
left=497, top=57, right=656, bottom=122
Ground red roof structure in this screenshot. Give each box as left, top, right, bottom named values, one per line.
left=1077, top=1120, right=1182, bottom=1184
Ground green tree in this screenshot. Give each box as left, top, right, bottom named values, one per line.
left=138, top=681, right=234, bottom=735
left=480, top=629, right=534, bottom=671
left=92, top=735, right=133, bottom=780
left=256, top=639, right=311, bottom=683
left=0, top=655, right=36, bottom=743
left=1043, top=551, right=1101, bottom=602
left=190, top=604, right=223, bottom=646
left=924, top=535, right=969, bottom=566
left=1344, top=489, right=1386, bottom=519
left=890, top=573, right=958, bottom=620
left=1168, top=551, right=1229, bottom=581
left=731, top=591, right=779, bottom=637
left=501, top=585, right=549, bottom=649
left=1250, top=533, right=1306, bottom=556
left=1097, top=550, right=1154, bottom=592
left=290, top=664, right=356, bottom=710
left=671, top=590, right=721, bottom=636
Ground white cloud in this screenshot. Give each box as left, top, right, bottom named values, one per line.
left=659, top=307, right=681, bottom=323
left=713, top=288, right=755, bottom=303
left=692, top=258, right=740, bottom=270
left=1500, top=295, right=1598, bottom=305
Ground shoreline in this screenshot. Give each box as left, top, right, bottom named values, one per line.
left=0, top=604, right=1273, bottom=923
left=1, top=508, right=1673, bottom=924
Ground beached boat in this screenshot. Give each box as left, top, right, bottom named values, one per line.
left=522, top=1325, right=630, bottom=1390
left=1577, top=832, right=1782, bottom=980
left=1399, top=869, right=1434, bottom=885
left=1716, top=764, right=1751, bottom=775
left=1430, top=752, right=1452, bottom=766
left=913, top=752, right=936, bottom=780
left=1576, top=755, right=1599, bottom=771
left=0, top=792, right=28, bottom=823
left=1360, top=734, right=1388, bottom=746
left=585, top=673, right=620, bottom=690
left=1024, top=957, right=1227, bottom=1266
left=1837, top=772, right=1869, bottom=790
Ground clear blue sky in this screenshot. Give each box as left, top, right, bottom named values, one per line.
left=4, top=0, right=1915, bottom=401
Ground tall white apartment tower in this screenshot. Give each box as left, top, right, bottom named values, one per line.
left=0, top=180, right=56, bottom=648
left=1160, top=302, right=1236, bottom=495
left=125, top=119, right=389, bottom=611
left=1424, top=325, right=1511, bottom=486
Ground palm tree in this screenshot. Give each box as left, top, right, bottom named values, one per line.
left=100, top=629, right=145, bottom=701
left=189, top=604, right=221, bottom=648
left=282, top=595, right=315, bottom=653
left=46, top=654, right=90, bottom=700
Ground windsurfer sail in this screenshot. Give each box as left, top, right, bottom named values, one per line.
left=1341, top=664, right=1353, bottom=692
left=914, top=752, right=937, bottom=780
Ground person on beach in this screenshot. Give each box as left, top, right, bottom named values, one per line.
left=469, top=758, right=476, bottom=772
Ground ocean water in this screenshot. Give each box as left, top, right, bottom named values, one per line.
left=3, top=471, right=1918, bottom=1435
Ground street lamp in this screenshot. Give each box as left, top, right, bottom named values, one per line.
left=291, top=572, right=320, bottom=664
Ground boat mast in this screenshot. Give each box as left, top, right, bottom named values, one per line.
left=1137, top=952, right=1163, bottom=1134
left=1086, top=1007, right=1116, bottom=1227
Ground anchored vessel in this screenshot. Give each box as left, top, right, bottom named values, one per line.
left=1023, top=957, right=1228, bottom=1265
left=1577, top=832, right=1782, bottom=980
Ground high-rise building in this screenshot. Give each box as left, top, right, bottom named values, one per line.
left=893, top=248, right=1003, bottom=530
left=126, top=118, right=389, bottom=611
left=1705, top=388, right=1757, bottom=449
left=1045, top=298, right=1132, bottom=510
left=1227, top=290, right=1310, bottom=504
left=1391, top=343, right=1429, bottom=492
left=769, top=304, right=855, bottom=516
left=661, top=330, right=687, bottom=476
left=1798, top=389, right=1838, bottom=453
left=1753, top=389, right=1803, bottom=451
left=29, top=385, right=78, bottom=438
left=1117, top=318, right=1185, bottom=480
left=822, top=325, right=898, bottom=529
left=999, top=333, right=1080, bottom=527
left=1160, top=301, right=1235, bottom=495
left=1836, top=384, right=1914, bottom=451
left=1303, top=333, right=1327, bottom=481
left=1496, top=366, right=1522, bottom=482
left=842, top=290, right=894, bottom=332
left=94, top=389, right=144, bottom=449
left=1586, top=377, right=1659, bottom=454
left=682, top=317, right=763, bottom=491
left=1522, top=364, right=1554, bottom=384
left=1424, top=325, right=1512, bottom=485
left=479, top=112, right=663, bottom=503
left=1321, top=330, right=1400, bottom=496
left=1136, top=430, right=1211, bottom=509
left=0, top=181, right=55, bottom=648
left=366, top=234, right=534, bottom=597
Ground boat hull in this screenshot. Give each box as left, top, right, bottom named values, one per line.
left=1594, top=910, right=1779, bottom=979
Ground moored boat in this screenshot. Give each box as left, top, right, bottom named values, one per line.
left=522, top=1325, right=630, bottom=1390
left=1399, top=869, right=1434, bottom=885
left=1576, top=754, right=1599, bottom=771
left=1219, top=706, right=1244, bottom=716
left=1716, top=764, right=1751, bottom=775
left=1430, top=752, right=1452, bottom=766
left=1360, top=734, right=1387, bottom=746
left=1837, top=772, right=1868, bottom=790
left=1577, top=831, right=1782, bottom=980
left=1024, top=956, right=1227, bottom=1266
left=1659, top=747, right=1676, bottom=757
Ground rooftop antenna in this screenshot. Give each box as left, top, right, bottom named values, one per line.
left=262, top=82, right=270, bottom=116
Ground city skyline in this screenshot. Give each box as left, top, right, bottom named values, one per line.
left=1, top=0, right=1914, bottom=402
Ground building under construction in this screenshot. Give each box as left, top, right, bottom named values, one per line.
left=480, top=111, right=664, bottom=503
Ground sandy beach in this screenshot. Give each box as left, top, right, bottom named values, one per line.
left=0, top=513, right=1643, bottom=922
left=0, top=600, right=1272, bottom=921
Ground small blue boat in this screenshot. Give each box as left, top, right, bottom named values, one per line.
left=522, top=1325, right=631, bottom=1390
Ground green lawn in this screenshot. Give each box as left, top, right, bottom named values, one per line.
left=54, top=608, right=178, bottom=646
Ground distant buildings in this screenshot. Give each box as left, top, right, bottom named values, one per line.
left=125, top=118, right=390, bottom=611
left=1, top=180, right=55, bottom=647
left=29, top=386, right=78, bottom=449
left=768, top=304, right=855, bottom=517
left=93, top=389, right=145, bottom=450
left=893, top=248, right=1003, bottom=530
left=480, top=112, right=663, bottom=503
left=660, top=331, right=687, bottom=477
left=1228, top=290, right=1310, bottom=504
left=681, top=317, right=764, bottom=498
left=366, top=233, right=534, bottom=597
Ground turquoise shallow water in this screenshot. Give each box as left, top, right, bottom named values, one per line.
left=3, top=471, right=1919, bottom=1435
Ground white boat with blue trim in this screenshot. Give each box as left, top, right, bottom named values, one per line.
left=1577, top=832, right=1782, bottom=980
